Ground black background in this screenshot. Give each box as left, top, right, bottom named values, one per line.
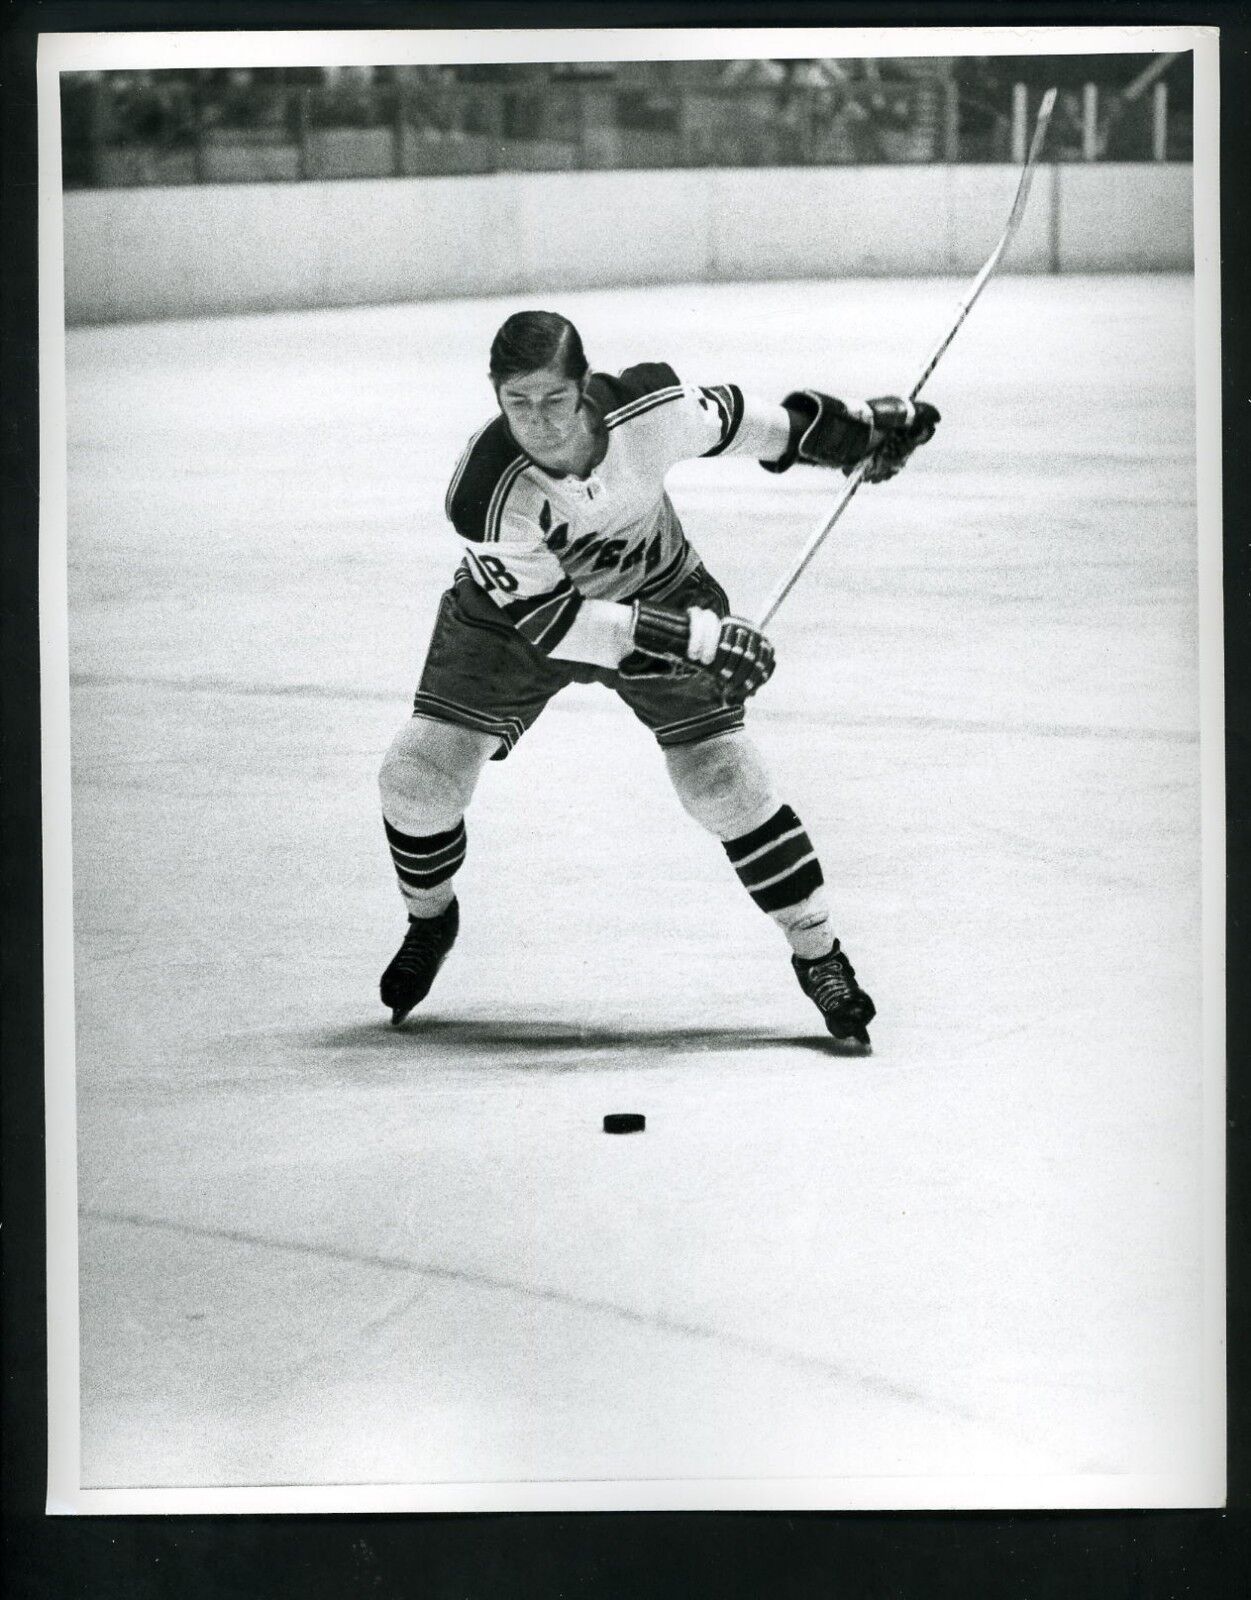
left=3, top=3, right=1247, bottom=1594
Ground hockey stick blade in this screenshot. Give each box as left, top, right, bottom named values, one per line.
left=755, top=87, right=1057, bottom=631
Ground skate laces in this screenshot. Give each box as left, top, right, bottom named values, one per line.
left=394, top=914, right=447, bottom=975
left=802, top=944, right=859, bottom=1011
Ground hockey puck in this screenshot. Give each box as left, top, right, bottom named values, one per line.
left=603, top=1113, right=645, bottom=1135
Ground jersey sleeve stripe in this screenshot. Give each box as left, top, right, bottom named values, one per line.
left=525, top=590, right=583, bottom=652
left=493, top=583, right=583, bottom=652
left=499, top=576, right=577, bottom=625
left=604, top=386, right=686, bottom=429
left=631, top=543, right=689, bottom=600
left=700, top=384, right=746, bottom=456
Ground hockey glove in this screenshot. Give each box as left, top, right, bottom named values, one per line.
left=620, top=602, right=776, bottom=701
left=763, top=390, right=940, bottom=482
left=860, top=395, right=941, bottom=481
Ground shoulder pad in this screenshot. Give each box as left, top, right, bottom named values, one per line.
left=587, top=362, right=683, bottom=417
left=445, top=415, right=528, bottom=542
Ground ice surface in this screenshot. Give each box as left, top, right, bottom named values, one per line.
left=61, top=275, right=1215, bottom=1500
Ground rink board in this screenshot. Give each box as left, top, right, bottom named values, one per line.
left=61, top=162, right=1194, bottom=325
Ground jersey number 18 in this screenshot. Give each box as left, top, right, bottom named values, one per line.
left=469, top=552, right=519, bottom=594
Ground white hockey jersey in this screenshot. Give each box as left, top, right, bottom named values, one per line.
left=443, top=362, right=789, bottom=659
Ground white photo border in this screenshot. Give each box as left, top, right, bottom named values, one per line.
left=38, top=20, right=1225, bottom=1516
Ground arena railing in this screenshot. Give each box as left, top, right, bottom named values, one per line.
left=58, top=74, right=1193, bottom=190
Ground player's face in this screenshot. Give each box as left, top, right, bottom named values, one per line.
left=496, top=365, right=586, bottom=457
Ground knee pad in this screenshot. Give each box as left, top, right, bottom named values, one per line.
left=379, top=716, right=493, bottom=833
left=664, top=730, right=779, bottom=840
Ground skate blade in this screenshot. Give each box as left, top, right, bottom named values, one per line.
left=824, top=1028, right=872, bottom=1054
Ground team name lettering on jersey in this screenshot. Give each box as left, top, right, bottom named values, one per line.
left=443, top=364, right=749, bottom=655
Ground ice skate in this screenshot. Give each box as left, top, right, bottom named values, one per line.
left=792, top=940, right=875, bottom=1046
left=380, top=898, right=459, bottom=1025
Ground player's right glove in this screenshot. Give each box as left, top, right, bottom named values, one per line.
left=763, top=390, right=940, bottom=482
left=619, top=602, right=776, bottom=701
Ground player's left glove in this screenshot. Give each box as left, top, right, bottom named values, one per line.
left=620, top=602, right=775, bottom=701
left=763, top=390, right=940, bottom=482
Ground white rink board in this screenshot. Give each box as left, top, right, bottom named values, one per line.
left=53, top=274, right=1220, bottom=1510
left=61, top=162, right=1193, bottom=325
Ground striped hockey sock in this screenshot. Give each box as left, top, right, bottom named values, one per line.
left=384, top=816, right=466, bottom=917
left=722, top=803, right=835, bottom=960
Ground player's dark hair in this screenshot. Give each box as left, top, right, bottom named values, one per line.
left=489, top=311, right=589, bottom=385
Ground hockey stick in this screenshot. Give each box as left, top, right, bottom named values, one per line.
left=754, top=87, right=1058, bottom=630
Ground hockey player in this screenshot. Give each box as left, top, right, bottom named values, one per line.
left=378, top=311, right=939, bottom=1044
